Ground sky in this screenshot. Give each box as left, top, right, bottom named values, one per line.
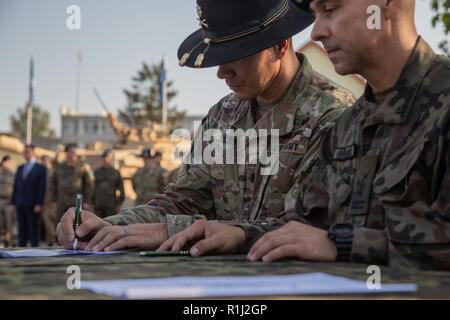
left=0, top=0, right=448, bottom=136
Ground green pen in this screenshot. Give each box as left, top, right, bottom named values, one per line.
left=139, top=251, right=191, bottom=257
left=72, top=194, right=83, bottom=250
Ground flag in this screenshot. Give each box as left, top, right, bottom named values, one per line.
left=28, top=57, right=35, bottom=106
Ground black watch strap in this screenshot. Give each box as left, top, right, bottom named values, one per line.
left=328, top=223, right=354, bottom=262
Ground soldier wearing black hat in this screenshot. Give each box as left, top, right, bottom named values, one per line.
left=92, top=149, right=125, bottom=218
left=56, top=0, right=355, bottom=252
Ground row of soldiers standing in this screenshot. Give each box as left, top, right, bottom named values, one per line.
left=0, top=144, right=178, bottom=247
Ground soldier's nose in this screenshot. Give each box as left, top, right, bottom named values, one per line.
left=217, top=64, right=234, bottom=80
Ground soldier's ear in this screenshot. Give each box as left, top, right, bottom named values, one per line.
left=273, top=39, right=290, bottom=60
left=384, top=0, right=401, bottom=21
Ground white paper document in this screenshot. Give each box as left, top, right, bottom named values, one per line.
left=81, top=272, right=417, bottom=299
left=0, top=248, right=123, bottom=258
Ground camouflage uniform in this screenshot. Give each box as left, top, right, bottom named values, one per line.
left=93, top=165, right=125, bottom=218
left=242, top=38, right=450, bottom=270
left=51, top=161, right=94, bottom=220
left=105, top=54, right=355, bottom=237
left=132, top=165, right=167, bottom=206
left=0, top=169, right=15, bottom=246
left=41, top=166, right=56, bottom=244
left=165, top=167, right=180, bottom=185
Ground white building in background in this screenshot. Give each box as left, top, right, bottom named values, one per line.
left=60, top=107, right=116, bottom=148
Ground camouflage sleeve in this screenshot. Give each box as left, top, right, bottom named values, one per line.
left=234, top=221, right=285, bottom=253
left=104, top=117, right=216, bottom=237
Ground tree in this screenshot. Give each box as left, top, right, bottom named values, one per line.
left=119, top=60, right=185, bottom=130
left=10, top=105, right=56, bottom=140
left=431, top=0, right=450, bottom=56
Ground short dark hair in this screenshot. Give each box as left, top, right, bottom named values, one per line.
left=65, top=143, right=77, bottom=152
left=25, top=144, right=36, bottom=150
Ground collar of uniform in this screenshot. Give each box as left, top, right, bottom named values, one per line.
left=356, top=36, right=435, bottom=126
left=231, top=53, right=313, bottom=136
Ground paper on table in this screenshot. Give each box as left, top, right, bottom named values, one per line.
left=0, top=248, right=123, bottom=258
left=82, top=272, right=417, bottom=299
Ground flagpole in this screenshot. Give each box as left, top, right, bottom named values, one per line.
left=75, top=50, right=83, bottom=112
left=26, top=57, right=34, bottom=145
left=26, top=104, right=33, bottom=145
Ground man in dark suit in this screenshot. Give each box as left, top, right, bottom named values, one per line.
left=11, top=144, right=47, bottom=247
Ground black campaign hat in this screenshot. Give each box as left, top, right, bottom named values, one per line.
left=138, top=148, right=152, bottom=159
left=177, top=0, right=315, bottom=68
left=291, top=0, right=313, bottom=13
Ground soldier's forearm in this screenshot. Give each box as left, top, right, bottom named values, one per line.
left=104, top=205, right=165, bottom=225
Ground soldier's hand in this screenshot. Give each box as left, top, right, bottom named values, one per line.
left=85, top=223, right=168, bottom=252
left=56, top=208, right=111, bottom=250
left=158, top=220, right=246, bottom=256
left=247, top=221, right=337, bottom=262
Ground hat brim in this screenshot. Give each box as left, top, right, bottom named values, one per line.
left=177, top=2, right=314, bottom=68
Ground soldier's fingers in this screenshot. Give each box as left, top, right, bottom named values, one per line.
left=60, top=208, right=76, bottom=242
left=76, top=211, right=101, bottom=238
left=172, top=222, right=210, bottom=251
left=190, top=235, right=226, bottom=256
left=261, top=244, right=303, bottom=263
left=85, top=226, right=111, bottom=251
left=248, top=234, right=291, bottom=262
left=56, top=222, right=72, bottom=248
left=157, top=236, right=177, bottom=251
left=247, top=231, right=277, bottom=257
left=91, top=228, right=123, bottom=252
left=73, top=240, right=89, bottom=251
left=104, top=237, right=135, bottom=252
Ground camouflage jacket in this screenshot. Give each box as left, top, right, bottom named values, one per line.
left=51, top=161, right=94, bottom=209
left=0, top=169, right=14, bottom=199
left=132, top=165, right=167, bottom=206
left=165, top=167, right=180, bottom=185
left=43, top=167, right=53, bottom=206
left=105, top=54, right=355, bottom=237
left=243, top=38, right=450, bottom=270
left=93, top=165, right=125, bottom=209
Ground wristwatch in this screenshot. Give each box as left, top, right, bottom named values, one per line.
left=328, top=223, right=354, bottom=262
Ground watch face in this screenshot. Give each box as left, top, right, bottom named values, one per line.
left=335, top=223, right=354, bottom=238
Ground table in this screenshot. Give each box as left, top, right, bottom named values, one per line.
left=1, top=249, right=449, bottom=299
